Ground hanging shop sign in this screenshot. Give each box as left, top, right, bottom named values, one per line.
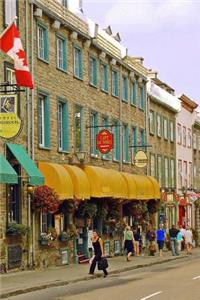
left=0, top=94, right=21, bottom=139
left=133, top=150, right=148, bottom=168
left=96, top=129, right=113, bottom=154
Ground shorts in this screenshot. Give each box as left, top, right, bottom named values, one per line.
left=157, top=240, right=164, bottom=250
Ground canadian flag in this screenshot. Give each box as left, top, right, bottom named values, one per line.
left=0, top=22, right=33, bottom=89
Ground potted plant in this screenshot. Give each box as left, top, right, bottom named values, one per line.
left=32, top=185, right=60, bottom=213
left=6, top=222, right=29, bottom=236
left=59, top=231, right=68, bottom=242
left=39, top=232, right=53, bottom=246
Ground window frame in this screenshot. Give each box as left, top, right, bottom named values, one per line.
left=89, top=55, right=98, bottom=87
left=122, top=123, right=129, bottom=162
left=149, top=110, right=155, bottom=135
left=169, top=120, right=175, bottom=142
left=157, top=155, right=163, bottom=186
left=73, top=45, right=83, bottom=80
left=37, top=22, right=49, bottom=63
left=164, top=156, right=169, bottom=188
left=163, top=117, right=168, bottom=140
left=56, top=34, right=67, bottom=72
left=38, top=91, right=51, bottom=150
left=156, top=113, right=162, bottom=138
left=139, top=85, right=145, bottom=110
left=4, top=0, right=19, bottom=28
left=122, top=75, right=128, bottom=102
left=150, top=153, right=156, bottom=178
left=183, top=126, right=186, bottom=147
left=130, top=81, right=137, bottom=106
left=177, top=123, right=182, bottom=145
left=111, top=69, right=119, bottom=97
left=100, top=63, right=109, bottom=93
left=74, top=104, right=84, bottom=151
left=90, top=111, right=98, bottom=157
left=57, top=98, right=69, bottom=153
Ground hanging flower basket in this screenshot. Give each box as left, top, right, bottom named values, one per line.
left=32, top=185, right=60, bottom=213
left=39, top=239, right=49, bottom=246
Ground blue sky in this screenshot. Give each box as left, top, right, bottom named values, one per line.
left=83, top=0, right=200, bottom=104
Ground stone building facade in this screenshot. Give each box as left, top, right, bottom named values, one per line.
left=0, top=0, right=162, bottom=272
left=146, top=72, right=181, bottom=228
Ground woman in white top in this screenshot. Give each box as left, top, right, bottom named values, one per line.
left=184, top=227, right=193, bottom=255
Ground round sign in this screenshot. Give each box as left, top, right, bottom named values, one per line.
left=133, top=150, right=148, bottom=168
left=96, top=129, right=113, bottom=154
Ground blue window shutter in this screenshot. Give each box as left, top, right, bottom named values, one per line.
left=125, top=78, right=128, bottom=101
left=44, top=96, right=51, bottom=148
left=94, top=59, right=98, bottom=86
left=116, top=72, right=119, bottom=96
left=79, top=49, right=83, bottom=79
left=62, top=103, right=69, bottom=151
left=44, top=27, right=49, bottom=61
left=125, top=126, right=129, bottom=161
left=63, top=39, right=67, bottom=71
left=94, top=113, right=98, bottom=154
left=105, top=65, right=108, bottom=92
left=80, top=107, right=84, bottom=150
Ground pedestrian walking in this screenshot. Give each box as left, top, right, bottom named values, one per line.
left=169, top=225, right=179, bottom=256
left=156, top=224, right=166, bottom=257
left=146, top=226, right=156, bottom=256
left=89, top=230, right=108, bottom=277
left=133, top=227, right=141, bottom=256
left=123, top=225, right=135, bottom=261
left=180, top=225, right=186, bottom=250
left=184, top=227, right=193, bottom=255
left=176, top=230, right=183, bottom=252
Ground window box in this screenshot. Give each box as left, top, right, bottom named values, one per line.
left=39, top=239, right=49, bottom=246
left=6, top=222, right=29, bottom=236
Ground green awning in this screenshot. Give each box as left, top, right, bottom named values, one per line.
left=0, top=154, right=18, bottom=184
left=6, top=143, right=44, bottom=186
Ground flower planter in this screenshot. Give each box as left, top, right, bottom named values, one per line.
left=59, top=236, right=68, bottom=242
left=39, top=239, right=49, bottom=246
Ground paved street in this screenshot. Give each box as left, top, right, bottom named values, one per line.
left=3, top=253, right=200, bottom=300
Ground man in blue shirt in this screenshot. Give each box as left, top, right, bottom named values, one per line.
left=156, top=224, right=166, bottom=256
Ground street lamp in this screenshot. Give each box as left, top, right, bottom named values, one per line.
left=75, top=151, right=87, bottom=164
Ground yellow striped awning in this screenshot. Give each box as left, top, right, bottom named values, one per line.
left=38, top=162, right=73, bottom=200
left=63, top=164, right=90, bottom=200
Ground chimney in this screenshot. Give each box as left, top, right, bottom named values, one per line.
left=113, top=33, right=121, bottom=42
left=148, top=69, right=158, bottom=79
left=103, top=25, right=112, bottom=36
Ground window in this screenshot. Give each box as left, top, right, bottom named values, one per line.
left=194, top=164, right=197, bottom=188
left=111, top=70, right=119, bottom=97
left=139, top=128, right=145, bottom=147
left=177, top=124, right=182, bottom=144
left=188, top=162, right=192, bottom=187
left=89, top=56, right=98, bottom=86
left=74, top=105, right=84, bottom=151
left=163, top=118, right=168, bottom=140
left=102, top=116, right=110, bottom=160
left=5, top=65, right=15, bottom=84
left=130, top=82, right=136, bottom=106
left=157, top=114, right=162, bottom=137
left=7, top=181, right=20, bottom=223
left=187, top=128, right=192, bottom=148
left=62, top=0, right=68, bottom=8
left=199, top=136, right=200, bottom=151
left=40, top=213, right=53, bottom=233
left=56, top=35, right=67, bottom=71
left=113, top=120, right=120, bottom=161
left=183, top=126, right=186, bottom=146
left=164, top=157, right=169, bottom=187
left=38, top=93, right=50, bottom=148
left=122, top=124, right=129, bottom=162
left=90, top=111, right=98, bottom=156
left=149, top=110, right=155, bottom=135
left=74, top=46, right=83, bottom=79
left=150, top=154, right=156, bottom=177
left=170, top=159, right=175, bottom=188
left=183, top=161, right=187, bottom=187
left=4, top=0, right=18, bottom=27
left=193, top=133, right=197, bottom=149
left=122, top=76, right=128, bottom=102
left=169, top=121, right=175, bottom=142
left=57, top=100, right=69, bottom=152
left=157, top=155, right=162, bottom=185
left=37, top=23, right=49, bottom=62
left=131, top=127, right=137, bottom=158
left=178, top=160, right=182, bottom=186
left=101, top=63, right=108, bottom=92
left=139, top=86, right=145, bottom=110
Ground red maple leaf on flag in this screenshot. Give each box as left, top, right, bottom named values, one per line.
left=16, top=49, right=28, bottom=66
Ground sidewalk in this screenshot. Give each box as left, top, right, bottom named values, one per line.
left=1, top=249, right=199, bottom=299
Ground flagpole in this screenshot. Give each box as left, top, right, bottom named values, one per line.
left=0, top=17, right=17, bottom=39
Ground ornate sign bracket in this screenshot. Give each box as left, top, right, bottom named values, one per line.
left=0, top=82, right=25, bottom=94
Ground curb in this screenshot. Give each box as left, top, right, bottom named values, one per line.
left=0, top=255, right=187, bottom=299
